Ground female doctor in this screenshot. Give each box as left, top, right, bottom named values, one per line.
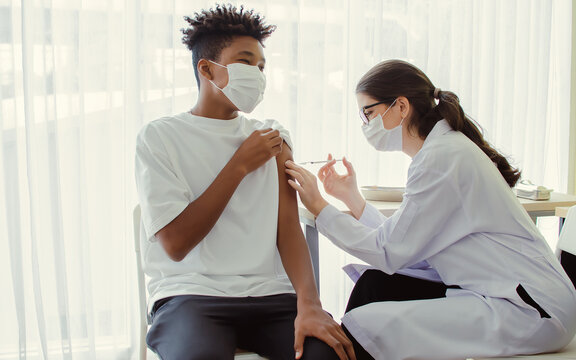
left=284, top=60, right=576, bottom=360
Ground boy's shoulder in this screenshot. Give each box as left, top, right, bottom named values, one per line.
left=137, top=113, right=189, bottom=140
left=244, top=117, right=293, bottom=149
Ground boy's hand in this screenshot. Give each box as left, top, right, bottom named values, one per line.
left=232, top=129, right=283, bottom=175
left=294, top=303, right=356, bottom=360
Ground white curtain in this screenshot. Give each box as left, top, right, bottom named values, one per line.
left=1, top=0, right=571, bottom=359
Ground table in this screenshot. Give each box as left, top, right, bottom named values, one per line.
left=556, top=206, right=572, bottom=231
left=556, top=206, right=570, bottom=218
left=300, top=192, right=576, bottom=287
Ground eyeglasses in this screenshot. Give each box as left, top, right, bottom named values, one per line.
left=359, top=98, right=397, bottom=125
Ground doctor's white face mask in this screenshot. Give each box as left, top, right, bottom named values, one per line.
left=208, top=60, right=266, bottom=113
left=361, top=98, right=403, bottom=152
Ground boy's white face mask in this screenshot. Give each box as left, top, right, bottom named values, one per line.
left=361, top=99, right=403, bottom=152
left=208, top=60, right=266, bottom=113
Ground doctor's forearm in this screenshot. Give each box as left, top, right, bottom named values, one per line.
left=343, top=191, right=366, bottom=220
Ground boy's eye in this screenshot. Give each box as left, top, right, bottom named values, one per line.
left=238, top=59, right=250, bottom=64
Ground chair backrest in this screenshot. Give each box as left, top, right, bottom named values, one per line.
left=133, top=205, right=148, bottom=360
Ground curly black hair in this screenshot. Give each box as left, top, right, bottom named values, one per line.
left=182, top=3, right=276, bottom=87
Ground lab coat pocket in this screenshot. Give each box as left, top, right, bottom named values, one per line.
left=516, top=284, right=550, bottom=319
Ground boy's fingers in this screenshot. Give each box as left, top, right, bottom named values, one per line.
left=294, top=332, right=305, bottom=359
left=257, top=128, right=274, bottom=135
left=324, top=334, right=349, bottom=360
left=270, top=136, right=283, bottom=148
left=334, top=328, right=356, bottom=360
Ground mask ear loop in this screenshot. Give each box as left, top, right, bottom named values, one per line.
left=208, top=60, right=227, bottom=68
left=207, top=60, right=228, bottom=91
left=398, top=99, right=406, bottom=125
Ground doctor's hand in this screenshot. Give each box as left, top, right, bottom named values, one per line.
left=285, top=160, right=329, bottom=216
left=317, top=155, right=361, bottom=203
left=294, top=303, right=356, bottom=360
left=318, top=155, right=366, bottom=220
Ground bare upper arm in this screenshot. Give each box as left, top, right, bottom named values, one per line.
left=275, top=141, right=301, bottom=224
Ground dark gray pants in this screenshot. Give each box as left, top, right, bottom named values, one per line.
left=146, top=293, right=339, bottom=360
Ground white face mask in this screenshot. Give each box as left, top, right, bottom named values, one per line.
left=361, top=99, right=403, bottom=152
left=208, top=60, right=266, bottom=113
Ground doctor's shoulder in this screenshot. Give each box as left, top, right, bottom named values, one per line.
left=417, top=132, right=476, bottom=171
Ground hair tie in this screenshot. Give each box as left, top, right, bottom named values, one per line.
left=434, top=87, right=441, bottom=99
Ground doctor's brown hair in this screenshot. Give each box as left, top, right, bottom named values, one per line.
left=356, top=59, right=521, bottom=187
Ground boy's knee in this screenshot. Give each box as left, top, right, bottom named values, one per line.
left=148, top=343, right=234, bottom=360
left=300, top=337, right=340, bottom=360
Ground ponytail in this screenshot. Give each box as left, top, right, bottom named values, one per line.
left=434, top=89, right=521, bottom=187
left=356, top=59, right=521, bottom=188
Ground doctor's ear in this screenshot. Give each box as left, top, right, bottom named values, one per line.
left=396, top=96, right=411, bottom=119
left=197, top=59, right=215, bottom=81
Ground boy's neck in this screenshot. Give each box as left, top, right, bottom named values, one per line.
left=190, top=96, right=239, bottom=120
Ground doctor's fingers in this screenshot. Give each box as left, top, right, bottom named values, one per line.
left=285, top=168, right=307, bottom=185
left=285, top=160, right=310, bottom=175
left=317, top=160, right=337, bottom=180
left=342, top=157, right=356, bottom=176
left=287, top=179, right=304, bottom=194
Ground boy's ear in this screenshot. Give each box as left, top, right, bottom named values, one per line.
left=197, top=59, right=214, bottom=81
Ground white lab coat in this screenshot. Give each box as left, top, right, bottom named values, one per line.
left=557, top=206, right=576, bottom=256
left=315, top=120, right=576, bottom=360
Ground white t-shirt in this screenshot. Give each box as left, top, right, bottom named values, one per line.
left=135, top=112, right=295, bottom=312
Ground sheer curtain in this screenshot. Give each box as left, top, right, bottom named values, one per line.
left=1, top=0, right=571, bottom=359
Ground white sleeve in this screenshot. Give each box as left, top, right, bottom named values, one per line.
left=135, top=124, right=191, bottom=241
left=315, top=166, right=464, bottom=274
left=259, top=119, right=293, bottom=150
left=358, top=202, right=388, bottom=228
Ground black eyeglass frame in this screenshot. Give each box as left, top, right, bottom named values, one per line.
left=359, top=98, right=397, bottom=125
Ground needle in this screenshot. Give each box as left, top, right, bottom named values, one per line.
left=298, top=159, right=343, bottom=165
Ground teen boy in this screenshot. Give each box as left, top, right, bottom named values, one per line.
left=135, top=4, right=355, bottom=360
